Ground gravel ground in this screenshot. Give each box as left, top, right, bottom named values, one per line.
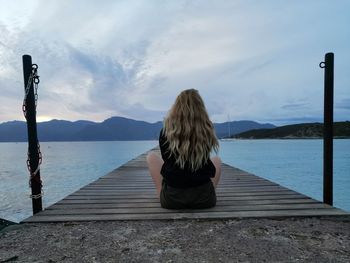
left=0, top=217, right=349, bottom=263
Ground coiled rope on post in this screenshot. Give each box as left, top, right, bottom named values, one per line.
left=22, top=63, right=43, bottom=199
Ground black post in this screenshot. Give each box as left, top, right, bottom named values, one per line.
left=322, top=52, right=334, bottom=205
left=22, top=54, right=43, bottom=214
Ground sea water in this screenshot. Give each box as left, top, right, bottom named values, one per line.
left=219, top=139, right=350, bottom=213
left=0, top=141, right=158, bottom=222
left=0, top=139, right=349, bottom=222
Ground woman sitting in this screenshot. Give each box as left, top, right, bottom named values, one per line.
left=147, top=89, right=221, bottom=209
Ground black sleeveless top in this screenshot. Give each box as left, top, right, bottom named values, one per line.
left=159, top=129, right=216, bottom=189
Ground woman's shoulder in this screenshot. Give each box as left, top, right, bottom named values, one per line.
left=159, top=128, right=170, bottom=157
left=159, top=128, right=166, bottom=140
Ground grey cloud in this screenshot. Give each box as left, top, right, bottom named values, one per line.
left=63, top=41, right=156, bottom=117
left=281, top=103, right=309, bottom=110
left=67, top=52, right=131, bottom=112
left=68, top=47, right=100, bottom=74
left=0, top=40, right=7, bottom=47
left=118, top=103, right=167, bottom=123
left=336, top=98, right=350, bottom=110
left=238, top=59, right=274, bottom=77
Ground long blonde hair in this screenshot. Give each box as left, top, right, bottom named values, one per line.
left=163, top=89, right=219, bottom=171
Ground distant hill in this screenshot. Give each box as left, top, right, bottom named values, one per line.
left=214, top=120, right=275, bottom=138
left=233, top=121, right=350, bottom=139
left=0, top=120, right=95, bottom=142
left=72, top=117, right=163, bottom=141
left=0, top=116, right=275, bottom=142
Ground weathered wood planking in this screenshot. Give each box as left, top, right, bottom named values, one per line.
left=22, top=149, right=348, bottom=222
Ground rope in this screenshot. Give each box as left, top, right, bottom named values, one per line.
left=22, top=63, right=43, bottom=199
left=29, top=190, right=44, bottom=199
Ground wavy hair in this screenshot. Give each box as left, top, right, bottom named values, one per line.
left=163, top=89, right=219, bottom=171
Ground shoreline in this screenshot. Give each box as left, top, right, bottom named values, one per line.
left=1, top=137, right=350, bottom=143
left=0, top=218, right=17, bottom=232
left=223, top=137, right=350, bottom=140
left=1, top=216, right=350, bottom=262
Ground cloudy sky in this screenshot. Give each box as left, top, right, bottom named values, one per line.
left=0, top=0, right=349, bottom=125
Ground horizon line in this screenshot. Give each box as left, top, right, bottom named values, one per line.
left=1, top=115, right=349, bottom=127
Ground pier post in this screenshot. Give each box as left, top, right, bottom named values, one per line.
left=22, top=55, right=43, bottom=214
left=320, top=52, right=334, bottom=205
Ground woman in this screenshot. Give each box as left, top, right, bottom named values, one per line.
left=147, top=89, right=221, bottom=209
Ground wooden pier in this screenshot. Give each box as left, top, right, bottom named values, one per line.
left=23, top=149, right=348, bottom=222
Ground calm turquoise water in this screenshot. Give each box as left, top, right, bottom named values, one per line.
left=0, top=139, right=349, bottom=222
left=219, top=139, right=350, bottom=213
left=0, top=141, right=158, bottom=222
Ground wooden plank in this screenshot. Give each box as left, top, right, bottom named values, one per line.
left=47, top=202, right=332, bottom=213
left=65, top=193, right=300, bottom=201
left=22, top=208, right=348, bottom=223
left=37, top=203, right=335, bottom=216
left=76, top=186, right=285, bottom=194
left=66, top=191, right=299, bottom=198
left=56, top=195, right=310, bottom=205
left=83, top=182, right=280, bottom=189
left=85, top=183, right=273, bottom=188
left=48, top=199, right=322, bottom=210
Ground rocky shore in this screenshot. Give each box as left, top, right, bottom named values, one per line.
left=1, top=216, right=349, bottom=262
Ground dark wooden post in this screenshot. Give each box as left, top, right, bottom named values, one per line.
left=22, top=54, right=43, bottom=214
left=320, top=52, right=334, bottom=205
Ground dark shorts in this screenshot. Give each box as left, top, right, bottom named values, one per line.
left=160, top=180, right=217, bottom=209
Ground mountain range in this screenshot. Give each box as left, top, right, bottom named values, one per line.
left=233, top=121, right=350, bottom=139
left=0, top=116, right=275, bottom=142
